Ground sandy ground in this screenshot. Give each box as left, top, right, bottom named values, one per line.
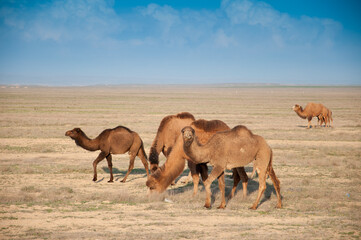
left=0, top=85, right=360, bottom=239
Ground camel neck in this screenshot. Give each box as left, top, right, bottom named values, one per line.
left=75, top=133, right=100, bottom=151
left=184, top=138, right=210, bottom=164
left=295, top=107, right=307, bottom=119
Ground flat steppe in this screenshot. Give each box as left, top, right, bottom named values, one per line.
left=0, top=85, right=360, bottom=239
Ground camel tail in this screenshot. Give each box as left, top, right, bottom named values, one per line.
left=268, top=150, right=282, bottom=208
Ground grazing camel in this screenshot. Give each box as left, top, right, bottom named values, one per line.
left=65, top=126, right=149, bottom=183
left=146, top=119, right=249, bottom=208
left=182, top=125, right=282, bottom=210
left=149, top=112, right=195, bottom=172
left=293, top=103, right=332, bottom=128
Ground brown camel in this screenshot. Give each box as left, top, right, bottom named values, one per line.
left=149, top=112, right=195, bottom=172
left=65, top=126, right=149, bottom=183
left=293, top=103, right=332, bottom=128
left=182, top=125, right=282, bottom=210
left=146, top=119, right=249, bottom=208
left=318, top=108, right=333, bottom=127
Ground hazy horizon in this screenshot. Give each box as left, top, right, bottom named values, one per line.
left=1, top=0, right=360, bottom=86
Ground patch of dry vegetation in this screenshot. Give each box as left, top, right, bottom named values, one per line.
left=0, top=86, right=360, bottom=239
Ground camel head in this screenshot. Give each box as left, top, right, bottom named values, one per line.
left=65, top=128, right=83, bottom=139
left=181, top=126, right=195, bottom=147
left=146, top=174, right=164, bottom=193
left=293, top=104, right=301, bottom=111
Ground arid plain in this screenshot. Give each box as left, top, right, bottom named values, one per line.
left=0, top=86, right=360, bottom=239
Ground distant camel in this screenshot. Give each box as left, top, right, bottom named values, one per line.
left=65, top=126, right=149, bottom=183
left=149, top=112, right=195, bottom=172
left=318, top=108, right=333, bottom=127
left=293, top=103, right=332, bottom=128
left=146, top=119, right=249, bottom=208
left=182, top=125, right=282, bottom=210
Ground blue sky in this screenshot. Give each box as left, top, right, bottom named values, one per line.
left=0, top=0, right=360, bottom=85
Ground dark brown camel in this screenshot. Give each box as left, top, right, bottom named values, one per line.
left=65, top=126, right=149, bottom=183
left=146, top=119, right=249, bottom=208
left=149, top=112, right=195, bottom=172
left=182, top=125, right=282, bottom=210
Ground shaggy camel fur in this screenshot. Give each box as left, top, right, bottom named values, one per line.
left=182, top=125, right=282, bottom=210
left=149, top=112, right=195, bottom=172
left=293, top=103, right=332, bottom=128
left=65, top=126, right=149, bottom=183
left=146, top=119, right=249, bottom=208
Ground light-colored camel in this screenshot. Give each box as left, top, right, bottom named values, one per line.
left=293, top=103, right=332, bottom=128
left=65, top=126, right=149, bottom=183
left=182, top=125, right=282, bottom=210
left=146, top=119, right=249, bottom=208
left=149, top=112, right=195, bottom=172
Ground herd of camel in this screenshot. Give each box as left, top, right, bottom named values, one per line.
left=65, top=102, right=332, bottom=210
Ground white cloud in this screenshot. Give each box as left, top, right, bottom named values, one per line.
left=1, top=0, right=123, bottom=43
left=214, top=29, right=237, bottom=47
left=221, top=0, right=342, bottom=48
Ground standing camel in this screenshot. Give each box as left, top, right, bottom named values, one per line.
left=293, top=103, right=332, bottom=128
left=318, top=108, right=333, bottom=127
left=65, top=126, right=149, bottom=183
left=146, top=119, right=249, bottom=208
left=182, top=125, right=282, bottom=210
left=149, top=112, right=195, bottom=172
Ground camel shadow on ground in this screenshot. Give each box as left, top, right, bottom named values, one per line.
left=101, top=167, right=148, bottom=182
left=168, top=166, right=281, bottom=208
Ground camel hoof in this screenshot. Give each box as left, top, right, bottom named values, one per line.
left=249, top=205, right=257, bottom=210
left=108, top=180, right=114, bottom=183
left=276, top=203, right=282, bottom=208
left=217, top=205, right=226, bottom=209
left=92, top=178, right=97, bottom=182
left=204, top=203, right=211, bottom=209
left=120, top=179, right=126, bottom=183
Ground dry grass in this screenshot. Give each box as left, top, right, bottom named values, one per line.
left=0, top=86, right=360, bottom=239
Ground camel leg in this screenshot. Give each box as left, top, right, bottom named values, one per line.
left=137, top=148, right=150, bottom=178
left=237, top=167, right=248, bottom=199
left=307, top=117, right=312, bottom=128
left=106, top=154, right=114, bottom=183
left=217, top=172, right=226, bottom=209
left=188, top=161, right=199, bottom=196
left=269, top=166, right=282, bottom=208
left=203, top=165, right=224, bottom=209
left=228, top=168, right=240, bottom=200
left=121, top=154, right=136, bottom=183
left=92, top=152, right=107, bottom=182
left=198, top=163, right=209, bottom=181
left=250, top=168, right=267, bottom=210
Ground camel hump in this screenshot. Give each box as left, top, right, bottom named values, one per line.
left=232, top=125, right=253, bottom=137
left=157, top=112, right=195, bottom=133
left=176, top=112, right=195, bottom=120
left=114, top=125, right=133, bottom=133
left=191, top=119, right=229, bottom=132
